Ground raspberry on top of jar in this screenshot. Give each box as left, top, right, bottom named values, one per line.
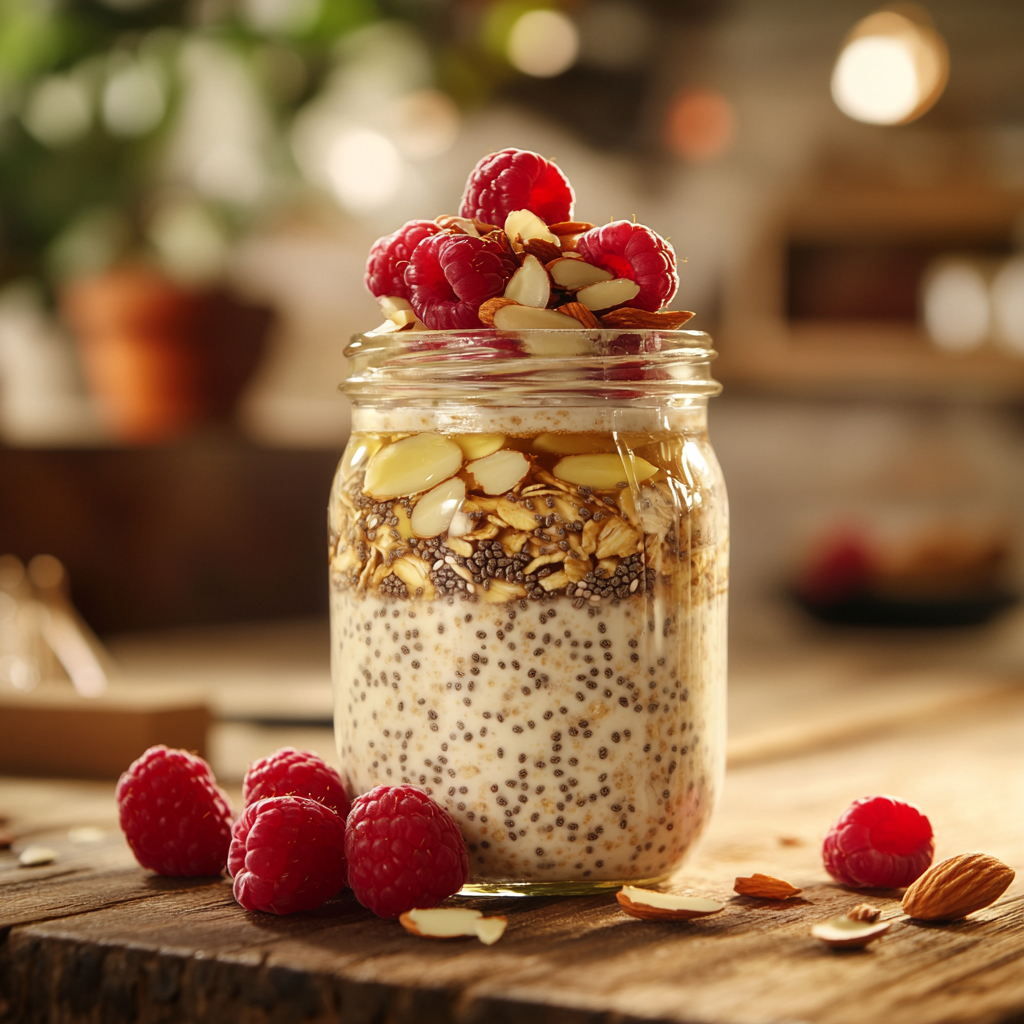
left=363, top=147, right=695, bottom=335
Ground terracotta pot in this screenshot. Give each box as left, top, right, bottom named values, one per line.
left=62, top=267, right=273, bottom=443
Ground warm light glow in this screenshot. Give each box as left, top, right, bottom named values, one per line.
left=923, top=260, right=989, bottom=353
left=507, top=9, right=579, bottom=78
left=831, top=8, right=948, bottom=126
left=665, top=88, right=736, bottom=163
left=991, top=257, right=1024, bottom=357
left=326, top=129, right=403, bottom=212
left=832, top=36, right=918, bottom=124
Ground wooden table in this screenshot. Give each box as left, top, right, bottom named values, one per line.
left=2, top=650, right=1023, bottom=1024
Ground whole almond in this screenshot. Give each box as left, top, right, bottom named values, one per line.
left=902, top=853, right=1015, bottom=921
left=734, top=873, right=802, bottom=899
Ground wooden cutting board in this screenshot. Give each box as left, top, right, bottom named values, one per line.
left=2, top=680, right=1022, bottom=1024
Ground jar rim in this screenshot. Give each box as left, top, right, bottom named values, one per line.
left=343, top=328, right=721, bottom=400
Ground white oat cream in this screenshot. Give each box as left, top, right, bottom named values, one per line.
left=330, top=331, right=728, bottom=892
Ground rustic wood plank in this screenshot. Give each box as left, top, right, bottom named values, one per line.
left=3, top=689, right=1023, bottom=1024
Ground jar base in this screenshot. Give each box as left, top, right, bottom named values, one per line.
left=459, top=873, right=670, bottom=897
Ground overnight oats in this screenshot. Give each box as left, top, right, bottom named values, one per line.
left=329, top=150, right=728, bottom=894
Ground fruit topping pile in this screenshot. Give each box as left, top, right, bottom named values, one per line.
left=364, top=147, right=694, bottom=335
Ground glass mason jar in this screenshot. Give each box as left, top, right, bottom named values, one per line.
left=329, top=329, right=728, bottom=895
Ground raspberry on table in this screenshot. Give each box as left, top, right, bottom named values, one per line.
left=405, top=232, right=518, bottom=330
left=365, top=219, right=442, bottom=299
left=229, top=795, right=348, bottom=915
left=823, top=795, right=934, bottom=889
left=459, top=148, right=574, bottom=227
left=243, top=747, right=350, bottom=821
left=575, top=220, right=678, bottom=312
left=116, top=745, right=233, bottom=877
left=345, top=784, right=469, bottom=919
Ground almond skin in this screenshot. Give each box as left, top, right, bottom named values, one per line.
left=599, top=307, right=695, bottom=329
left=522, top=237, right=562, bottom=264
left=616, top=887, right=724, bottom=921
left=557, top=301, right=602, bottom=329
left=478, top=297, right=518, bottom=326
left=901, top=853, right=1015, bottom=921
left=733, top=873, right=802, bottom=899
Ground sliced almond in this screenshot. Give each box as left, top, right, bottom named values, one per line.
left=377, top=295, right=413, bottom=318
left=553, top=453, right=658, bottom=490
left=547, top=258, right=614, bottom=290
left=453, top=433, right=505, bottom=460
left=410, top=478, right=466, bottom=538
left=556, top=302, right=602, bottom=329
left=478, top=296, right=519, bottom=327
left=467, top=450, right=530, bottom=495
left=812, top=917, right=891, bottom=949
left=520, top=332, right=594, bottom=356
left=522, top=237, right=562, bottom=264
left=734, top=874, right=802, bottom=900
left=491, top=303, right=583, bottom=331
left=532, top=432, right=615, bottom=455
left=473, top=916, right=508, bottom=945
left=400, top=907, right=482, bottom=938
left=445, top=537, right=474, bottom=559
left=600, top=307, right=695, bottom=329
left=617, top=886, right=725, bottom=921
left=847, top=904, right=881, bottom=922
left=388, top=309, right=421, bottom=328
left=504, top=209, right=560, bottom=248
left=365, top=318, right=404, bottom=336
left=576, top=278, right=641, bottom=311
left=504, top=254, right=551, bottom=309
left=18, top=846, right=58, bottom=867
left=435, top=214, right=480, bottom=236
left=547, top=220, right=595, bottom=235
left=364, top=433, right=464, bottom=500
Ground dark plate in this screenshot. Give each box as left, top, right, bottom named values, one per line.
left=794, top=590, right=1018, bottom=629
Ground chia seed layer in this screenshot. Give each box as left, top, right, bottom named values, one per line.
left=329, top=413, right=727, bottom=884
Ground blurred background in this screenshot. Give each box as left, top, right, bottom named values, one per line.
left=2, top=0, right=1024, bottom=779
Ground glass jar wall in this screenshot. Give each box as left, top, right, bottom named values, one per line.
left=329, top=330, right=728, bottom=894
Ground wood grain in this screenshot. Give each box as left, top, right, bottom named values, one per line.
left=2, top=689, right=1023, bottom=1024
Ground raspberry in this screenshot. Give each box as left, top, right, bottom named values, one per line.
left=459, top=148, right=574, bottom=227
left=823, top=795, right=934, bottom=889
left=345, top=785, right=469, bottom=918
left=116, top=745, right=233, bottom=877
left=243, top=747, right=350, bottom=820
left=229, top=796, right=348, bottom=915
left=575, top=220, right=678, bottom=312
left=405, top=232, right=518, bottom=330
left=365, top=219, right=442, bottom=299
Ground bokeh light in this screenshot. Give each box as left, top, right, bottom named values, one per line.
left=922, top=260, right=990, bottom=353
left=831, top=8, right=948, bottom=126
left=326, top=128, right=403, bottom=212
left=506, top=9, right=579, bottom=78
left=665, top=87, right=736, bottom=163
left=103, top=58, right=166, bottom=136
left=991, top=257, right=1024, bottom=357
left=22, top=75, right=91, bottom=147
